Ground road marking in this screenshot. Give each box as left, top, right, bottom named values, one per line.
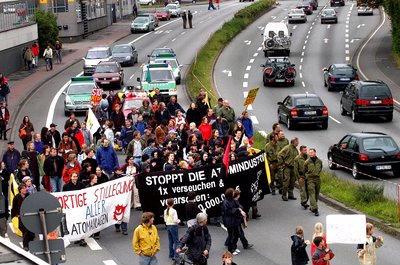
left=351, top=38, right=360, bottom=43
left=302, top=45, right=306, bottom=50
left=46, top=71, right=83, bottom=126
left=154, top=30, right=164, bottom=34
left=180, top=31, right=186, bottom=35
left=244, top=40, right=252, bottom=45
left=129, top=73, right=135, bottom=79
left=346, top=20, right=349, bottom=24
left=301, top=51, right=305, bottom=56
left=257, top=47, right=262, bottom=51
left=304, top=40, right=308, bottom=44
left=306, top=35, right=309, bottom=39
left=19, top=242, right=23, bottom=248
left=345, top=44, right=349, bottom=48
left=243, top=82, right=248, bottom=88
left=250, top=115, right=259, bottom=124
left=247, top=104, right=253, bottom=110
left=329, top=116, right=341, bottom=124
left=323, top=38, right=329, bottom=44
left=302, top=81, right=305, bottom=87
left=284, top=16, right=287, bottom=19
left=394, top=99, right=400, bottom=105
left=164, top=30, right=172, bottom=34
left=299, top=73, right=303, bottom=78
left=103, top=260, right=118, bottom=265
left=312, top=22, right=315, bottom=25
left=244, top=73, right=249, bottom=79
left=293, top=25, right=297, bottom=30
left=271, top=16, right=276, bottom=19
left=310, top=26, right=313, bottom=30
left=246, top=65, right=251, bottom=71
left=345, top=50, right=349, bottom=54
left=345, top=29, right=349, bottom=33
left=243, top=91, right=248, bottom=98
left=300, top=58, right=303, bottom=63
left=346, top=56, right=350, bottom=61
left=172, top=38, right=176, bottom=42
left=86, top=237, right=102, bottom=250
left=249, top=58, right=255, bottom=63
left=222, top=69, right=232, bottom=77
left=345, top=39, right=349, bottom=43
left=199, top=20, right=205, bottom=24
left=299, top=65, right=302, bottom=70
left=327, top=25, right=331, bottom=29
left=308, top=30, right=311, bottom=34
left=345, top=33, right=349, bottom=38
left=253, top=53, right=258, bottom=57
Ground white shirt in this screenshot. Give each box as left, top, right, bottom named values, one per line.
left=163, top=207, right=180, bottom=225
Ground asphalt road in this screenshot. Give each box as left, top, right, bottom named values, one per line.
left=214, top=0, right=400, bottom=199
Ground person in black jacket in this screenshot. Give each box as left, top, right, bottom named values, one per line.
left=48, top=123, right=61, bottom=148
left=177, top=212, right=211, bottom=265
left=2, top=141, right=20, bottom=173
left=0, top=162, right=10, bottom=237
left=62, top=172, right=85, bottom=191
left=81, top=149, right=97, bottom=173
left=291, top=226, right=310, bottom=265
left=43, top=147, right=64, bottom=192
left=185, top=191, right=201, bottom=227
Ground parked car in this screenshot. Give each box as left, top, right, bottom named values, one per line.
left=131, top=16, right=156, bottom=33
left=111, top=44, right=138, bottom=66
left=296, top=0, right=314, bottom=14
left=340, top=80, right=394, bottom=122
left=321, top=8, right=338, bottom=24
left=357, top=5, right=373, bottom=15
left=262, top=22, right=291, bottom=57
left=83, top=47, right=112, bottom=75
left=277, top=93, right=329, bottom=130
left=165, top=3, right=182, bottom=17
left=148, top=47, right=176, bottom=62
left=330, top=0, right=345, bottom=6
left=63, top=77, right=96, bottom=116
left=261, top=57, right=296, bottom=86
left=288, top=9, right=307, bottom=23
left=327, top=132, right=400, bottom=179
left=155, top=9, right=171, bottom=21
left=323, top=64, right=358, bottom=91
left=138, top=0, right=156, bottom=5
left=93, top=61, right=124, bottom=90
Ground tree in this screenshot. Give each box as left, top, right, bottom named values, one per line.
left=383, top=0, right=400, bottom=54
left=34, top=10, right=59, bottom=54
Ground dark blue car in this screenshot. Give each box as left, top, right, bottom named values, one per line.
left=323, top=64, right=358, bottom=91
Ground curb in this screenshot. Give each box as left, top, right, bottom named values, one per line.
left=319, top=194, right=400, bottom=240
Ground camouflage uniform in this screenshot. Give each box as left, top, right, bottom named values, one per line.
left=277, top=144, right=299, bottom=200
left=265, top=141, right=279, bottom=193
left=293, top=153, right=309, bottom=205
left=304, top=157, right=323, bottom=212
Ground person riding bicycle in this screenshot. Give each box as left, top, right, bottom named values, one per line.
left=177, top=212, right=211, bottom=265
left=43, top=45, right=53, bottom=71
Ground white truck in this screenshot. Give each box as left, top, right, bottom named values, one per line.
left=262, top=22, right=291, bottom=57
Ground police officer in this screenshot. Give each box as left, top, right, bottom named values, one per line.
left=188, top=10, right=193, bottom=29
left=293, top=145, right=309, bottom=209
left=304, top=148, right=323, bottom=216
left=182, top=11, right=187, bottom=29
left=278, top=137, right=299, bottom=201
left=265, top=133, right=279, bottom=195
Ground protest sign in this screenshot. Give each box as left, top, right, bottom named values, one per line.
left=52, top=176, right=133, bottom=241
left=326, top=214, right=366, bottom=244
left=137, top=165, right=225, bottom=220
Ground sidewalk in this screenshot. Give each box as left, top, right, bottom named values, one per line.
left=6, top=20, right=132, bottom=134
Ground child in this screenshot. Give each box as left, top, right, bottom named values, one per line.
left=291, top=226, right=310, bottom=265
left=222, top=251, right=237, bottom=265
left=164, top=198, right=180, bottom=262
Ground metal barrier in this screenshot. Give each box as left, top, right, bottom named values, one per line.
left=0, top=0, right=36, bottom=32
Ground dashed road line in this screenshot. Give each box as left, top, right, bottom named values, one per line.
left=302, top=81, right=305, bottom=87
left=301, top=51, right=305, bottom=56
left=243, top=82, right=248, bottom=88
left=129, top=73, right=135, bottom=79
left=302, top=45, right=306, bottom=50
left=180, top=31, right=186, bottom=35
left=304, top=40, right=308, bottom=44
left=257, top=47, right=262, bottom=51
left=246, top=65, right=251, bottom=71
left=253, top=53, right=258, bottom=57
left=103, top=260, right=118, bottom=265
left=329, top=116, right=342, bottom=124
left=249, top=58, right=255, bottom=64
left=86, top=237, right=102, bottom=250
left=346, top=56, right=350, bottom=61
left=299, top=65, right=302, bottom=70
left=299, top=73, right=303, bottom=78
left=243, top=91, right=248, bottom=98
left=345, top=50, right=349, bottom=54
left=244, top=73, right=249, bottom=79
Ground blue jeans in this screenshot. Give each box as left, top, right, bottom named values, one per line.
left=50, top=176, right=62, bottom=192
left=139, top=255, right=158, bottom=265
left=166, top=225, right=179, bottom=260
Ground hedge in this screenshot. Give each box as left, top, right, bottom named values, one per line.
left=384, top=0, right=400, bottom=55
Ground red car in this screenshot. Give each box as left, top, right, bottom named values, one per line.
left=93, top=61, right=124, bottom=90
left=155, top=10, right=171, bottom=21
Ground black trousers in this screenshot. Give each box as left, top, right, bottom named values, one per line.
left=226, top=225, right=240, bottom=252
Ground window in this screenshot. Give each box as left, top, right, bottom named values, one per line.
left=76, top=0, right=106, bottom=22
left=0, top=0, right=36, bottom=32
left=362, top=137, right=398, bottom=153
left=347, top=137, right=357, bottom=151
left=278, top=30, right=284, bottom=37
left=52, top=0, right=68, bottom=13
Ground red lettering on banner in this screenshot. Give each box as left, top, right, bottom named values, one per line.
left=57, top=193, right=88, bottom=209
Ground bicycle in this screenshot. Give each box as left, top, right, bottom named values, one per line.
left=176, top=247, right=193, bottom=265
left=45, top=58, right=52, bottom=71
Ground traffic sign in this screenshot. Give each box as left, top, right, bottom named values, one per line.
left=244, top=87, right=259, bottom=106
left=91, top=88, right=103, bottom=106
left=29, top=239, right=66, bottom=264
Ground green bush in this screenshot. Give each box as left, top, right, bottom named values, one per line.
left=354, top=183, right=384, bottom=203
left=34, top=10, right=59, bottom=54
left=384, top=0, right=400, bottom=54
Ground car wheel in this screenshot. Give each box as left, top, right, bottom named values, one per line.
left=264, top=51, right=268, bottom=57
left=328, top=154, right=337, bottom=170
left=351, top=109, right=359, bottom=122
left=287, top=117, right=295, bottom=130
left=386, top=113, right=393, bottom=122
left=340, top=102, right=347, bottom=115
left=352, top=163, right=361, bottom=179
left=321, top=120, right=328, bottom=130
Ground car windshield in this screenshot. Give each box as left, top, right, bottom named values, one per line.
left=155, top=59, right=178, bottom=68
left=333, top=67, right=354, bottom=75
left=95, top=64, right=118, bottom=73
left=86, top=50, right=109, bottom=59
left=113, top=45, right=131, bottom=53
left=295, top=97, right=324, bottom=107
left=291, top=9, right=303, bottom=14
left=152, top=49, right=173, bottom=56
left=148, top=69, right=174, bottom=81
left=360, top=85, right=391, bottom=98
left=363, top=137, right=398, bottom=153
left=166, top=4, right=177, bottom=10
left=67, top=84, right=93, bottom=95
left=124, top=99, right=144, bottom=110
left=323, top=10, right=335, bottom=15
left=135, top=17, right=149, bottom=23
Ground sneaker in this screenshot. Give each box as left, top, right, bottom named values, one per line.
left=235, top=249, right=241, bottom=253
left=314, top=211, right=320, bottom=217
left=232, top=250, right=239, bottom=256
left=122, top=231, right=128, bottom=235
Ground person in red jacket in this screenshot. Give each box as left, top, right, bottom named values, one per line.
left=198, top=117, right=212, bottom=144
left=0, top=102, right=10, bottom=140
left=62, top=153, right=81, bottom=184
left=31, top=42, right=39, bottom=68
left=312, top=236, right=334, bottom=265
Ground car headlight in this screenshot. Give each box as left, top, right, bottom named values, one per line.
left=112, top=77, right=120, bottom=81
left=125, top=56, right=131, bottom=60
left=65, top=95, right=73, bottom=105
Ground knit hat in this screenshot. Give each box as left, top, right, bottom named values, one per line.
left=22, top=176, right=31, bottom=183
left=196, top=212, right=207, bottom=223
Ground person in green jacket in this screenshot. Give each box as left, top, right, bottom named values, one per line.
left=304, top=148, right=323, bottom=216
left=265, top=123, right=281, bottom=144
left=220, top=100, right=235, bottom=132
left=293, top=146, right=309, bottom=209
left=265, top=133, right=279, bottom=195
left=278, top=137, right=299, bottom=201
left=276, top=130, right=289, bottom=152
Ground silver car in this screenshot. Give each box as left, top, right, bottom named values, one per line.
left=357, top=5, right=373, bottom=16
left=321, top=8, right=337, bottom=24
left=165, top=4, right=181, bottom=17
left=288, top=9, right=307, bottom=23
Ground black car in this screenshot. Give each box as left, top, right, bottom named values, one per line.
left=261, top=57, right=296, bottom=86
left=330, top=0, right=344, bottom=6
left=323, top=64, right=358, bottom=91
left=340, top=80, right=394, bottom=122
left=297, top=0, right=313, bottom=14
left=328, top=132, right=400, bottom=179
left=111, top=44, right=138, bottom=66
left=277, top=93, right=329, bottom=130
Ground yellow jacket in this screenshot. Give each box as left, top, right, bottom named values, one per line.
left=132, top=224, right=160, bottom=256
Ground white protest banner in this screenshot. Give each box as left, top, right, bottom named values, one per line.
left=52, top=176, right=133, bottom=241
left=86, top=108, right=101, bottom=135
left=326, top=214, right=366, bottom=244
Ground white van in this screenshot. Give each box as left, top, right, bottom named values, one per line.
left=262, top=22, right=291, bottom=56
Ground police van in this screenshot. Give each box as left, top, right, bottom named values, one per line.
left=137, top=63, right=177, bottom=98
left=152, top=53, right=182, bottom=84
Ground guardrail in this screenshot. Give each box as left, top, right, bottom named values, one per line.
left=0, top=0, right=36, bottom=33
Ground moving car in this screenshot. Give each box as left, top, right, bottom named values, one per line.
left=296, top=0, right=314, bottom=15
left=111, top=44, right=138, bottom=66
left=137, top=13, right=159, bottom=27
left=155, top=9, right=171, bottom=21
left=148, top=47, right=176, bottom=62
left=137, top=63, right=177, bottom=99
left=262, top=22, right=291, bottom=57
left=261, top=57, right=296, bottom=86
left=93, top=61, right=124, bottom=90
left=321, top=8, right=337, bottom=24
left=277, top=93, right=329, bottom=130
left=153, top=53, right=182, bottom=84
left=327, top=132, right=400, bottom=179
left=330, top=0, right=345, bottom=6
left=131, top=16, right=156, bottom=33
left=357, top=5, right=373, bottom=15
left=63, top=77, right=96, bottom=116
left=323, top=64, right=358, bottom=91
left=83, top=47, right=112, bottom=75
left=288, top=9, right=307, bottom=24
left=122, top=89, right=151, bottom=118
left=138, top=0, right=156, bottom=5
left=165, top=3, right=182, bottom=17
left=340, top=80, right=394, bottom=122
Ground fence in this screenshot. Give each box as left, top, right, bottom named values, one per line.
left=0, top=0, right=36, bottom=32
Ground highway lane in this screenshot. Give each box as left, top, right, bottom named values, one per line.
left=214, top=0, right=400, bottom=199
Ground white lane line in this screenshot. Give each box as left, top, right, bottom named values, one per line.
left=243, top=82, right=248, bottom=88
left=46, top=71, right=83, bottom=126
left=327, top=25, right=331, bottom=29
left=345, top=44, right=349, bottom=48
left=180, top=31, right=186, bottom=35
left=310, top=26, right=313, bottom=30
left=172, top=38, right=176, bottom=42
left=303, top=45, right=306, bottom=50
left=312, top=22, right=315, bottom=25
left=249, top=58, right=255, bottom=64
left=301, top=51, right=305, bottom=56
left=345, top=33, right=349, bottom=38
left=154, top=30, right=164, bottom=34
left=199, top=20, right=205, bottom=24
left=129, top=73, right=135, bottom=79
left=345, top=50, right=349, bottom=54
left=271, top=16, right=276, bottom=19
left=246, top=65, right=251, bottom=71
left=346, top=24, right=349, bottom=28
left=300, top=58, right=304, bottom=63
left=244, top=40, right=252, bottom=45
left=346, top=20, right=349, bottom=24
left=394, top=99, right=400, bottom=105
left=243, top=91, right=248, bottom=98
left=308, top=30, right=311, bottom=34
left=103, top=260, right=118, bottom=265
left=345, top=39, right=349, bottom=43
left=257, top=47, right=262, bottom=51
left=302, top=81, right=306, bottom=87
left=306, top=35, right=309, bottom=39
left=329, top=116, right=341, bottom=124
left=299, top=65, right=302, bottom=70
left=244, top=73, right=249, bottom=79
left=345, top=29, right=349, bottom=33
left=293, top=25, right=297, bottom=30
left=304, top=40, right=308, bottom=44
left=346, top=56, right=350, bottom=61
left=86, top=237, right=102, bottom=250
left=250, top=116, right=259, bottom=125
left=253, top=53, right=258, bottom=57
left=247, top=104, right=253, bottom=110
left=299, top=73, right=303, bottom=78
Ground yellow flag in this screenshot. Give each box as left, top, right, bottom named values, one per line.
left=8, top=173, right=19, bottom=209
left=264, top=153, right=272, bottom=185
